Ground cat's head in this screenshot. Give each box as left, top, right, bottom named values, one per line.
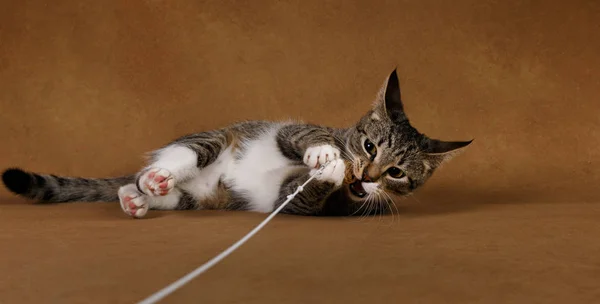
left=343, top=69, right=472, bottom=201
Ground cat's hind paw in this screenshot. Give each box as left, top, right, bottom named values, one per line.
left=312, top=158, right=345, bottom=187
left=118, top=184, right=148, bottom=218
left=138, top=168, right=175, bottom=196
left=303, top=144, right=340, bottom=169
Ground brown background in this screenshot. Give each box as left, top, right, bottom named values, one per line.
left=1, top=0, right=599, bottom=303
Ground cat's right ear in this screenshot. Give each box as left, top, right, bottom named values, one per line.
left=384, top=69, right=404, bottom=115
left=375, top=68, right=407, bottom=122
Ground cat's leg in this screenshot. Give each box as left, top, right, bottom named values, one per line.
left=136, top=130, right=230, bottom=197
left=274, top=159, right=346, bottom=215
left=118, top=183, right=197, bottom=218
left=276, top=124, right=342, bottom=168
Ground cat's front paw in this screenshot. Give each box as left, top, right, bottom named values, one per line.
left=303, top=144, right=340, bottom=169
left=312, top=158, right=345, bottom=187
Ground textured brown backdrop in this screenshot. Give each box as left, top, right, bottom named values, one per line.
left=1, top=0, right=599, bottom=303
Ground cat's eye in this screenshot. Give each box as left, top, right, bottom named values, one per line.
left=363, top=139, right=377, bottom=157
left=387, top=167, right=406, bottom=178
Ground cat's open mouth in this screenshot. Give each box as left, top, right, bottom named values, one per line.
left=349, top=180, right=367, bottom=198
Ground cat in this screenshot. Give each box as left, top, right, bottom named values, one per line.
left=1, top=69, right=472, bottom=218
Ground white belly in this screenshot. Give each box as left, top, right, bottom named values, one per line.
left=179, top=126, right=297, bottom=212
left=179, top=146, right=234, bottom=201
left=223, top=128, right=296, bottom=212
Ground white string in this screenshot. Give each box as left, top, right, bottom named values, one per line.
left=137, top=162, right=331, bottom=304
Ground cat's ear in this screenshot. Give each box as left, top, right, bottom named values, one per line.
left=372, top=68, right=406, bottom=121
left=421, top=138, right=473, bottom=165
left=382, top=68, right=405, bottom=121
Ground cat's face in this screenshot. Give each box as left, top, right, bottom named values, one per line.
left=342, top=69, right=472, bottom=202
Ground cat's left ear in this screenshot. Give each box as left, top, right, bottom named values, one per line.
left=382, top=69, right=405, bottom=121
left=421, top=138, right=474, bottom=165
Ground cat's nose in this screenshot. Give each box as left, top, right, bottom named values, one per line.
left=362, top=173, right=372, bottom=182
left=362, top=166, right=381, bottom=182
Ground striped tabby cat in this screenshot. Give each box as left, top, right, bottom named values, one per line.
left=2, top=70, right=472, bottom=218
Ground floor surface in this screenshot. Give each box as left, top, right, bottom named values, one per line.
left=1, top=196, right=599, bottom=303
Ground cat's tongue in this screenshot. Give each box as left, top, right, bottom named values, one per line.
left=349, top=180, right=367, bottom=198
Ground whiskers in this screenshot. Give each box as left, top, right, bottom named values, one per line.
left=336, top=141, right=357, bottom=163
left=406, top=192, right=422, bottom=204
left=351, top=188, right=399, bottom=226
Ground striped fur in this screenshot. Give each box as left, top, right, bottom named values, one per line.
left=2, top=169, right=134, bottom=202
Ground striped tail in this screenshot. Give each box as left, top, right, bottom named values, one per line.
left=1, top=168, right=136, bottom=203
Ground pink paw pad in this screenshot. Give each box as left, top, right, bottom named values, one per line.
left=140, top=168, right=175, bottom=196
left=119, top=194, right=147, bottom=218
left=118, top=184, right=148, bottom=219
